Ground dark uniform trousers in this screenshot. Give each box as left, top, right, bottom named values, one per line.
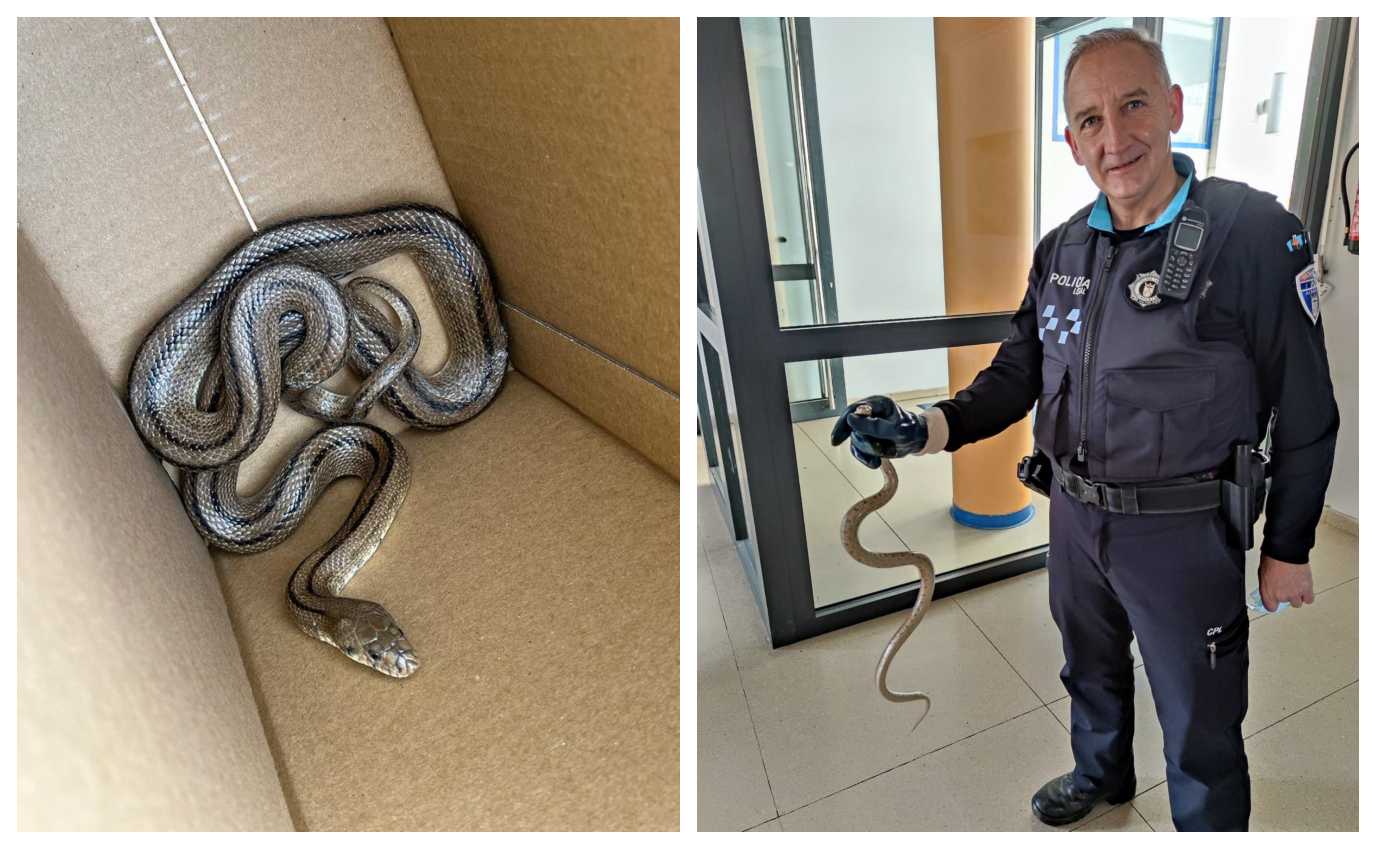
left=1047, top=479, right=1251, bottom=831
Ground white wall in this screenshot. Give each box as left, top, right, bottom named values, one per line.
left=1315, top=23, right=1358, bottom=520
left=1211, top=18, right=1317, bottom=203
left=809, top=18, right=949, bottom=400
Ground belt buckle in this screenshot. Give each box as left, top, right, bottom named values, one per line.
left=1088, top=481, right=1107, bottom=508
left=1067, top=473, right=1103, bottom=507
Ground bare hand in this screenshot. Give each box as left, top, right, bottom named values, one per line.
left=1258, top=556, right=1315, bottom=611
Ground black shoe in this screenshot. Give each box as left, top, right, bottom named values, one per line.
left=1031, top=771, right=1136, bottom=827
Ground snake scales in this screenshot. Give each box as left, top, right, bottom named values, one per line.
left=840, top=403, right=936, bottom=730
left=128, top=205, right=507, bottom=678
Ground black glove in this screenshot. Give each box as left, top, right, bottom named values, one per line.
left=829, top=395, right=929, bottom=469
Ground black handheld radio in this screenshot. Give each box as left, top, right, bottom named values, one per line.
left=1158, top=205, right=1209, bottom=301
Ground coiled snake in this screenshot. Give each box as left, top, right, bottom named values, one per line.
left=840, top=403, right=936, bottom=730
left=128, top=205, right=507, bottom=678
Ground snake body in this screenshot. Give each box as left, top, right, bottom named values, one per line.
left=840, top=415, right=936, bottom=729
left=128, top=205, right=506, bottom=678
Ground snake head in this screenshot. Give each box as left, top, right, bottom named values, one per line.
left=333, top=605, right=419, bottom=678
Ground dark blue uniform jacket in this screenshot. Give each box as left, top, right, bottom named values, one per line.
left=934, top=154, right=1339, bottom=564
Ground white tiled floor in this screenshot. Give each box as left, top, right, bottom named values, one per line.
left=697, top=439, right=1359, bottom=832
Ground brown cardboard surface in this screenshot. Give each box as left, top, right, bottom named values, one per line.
left=388, top=18, right=679, bottom=398
left=21, top=17, right=676, bottom=483
left=158, top=17, right=458, bottom=229
left=211, top=373, right=679, bottom=830
left=504, top=304, right=678, bottom=478
left=19, top=18, right=682, bottom=830
left=17, top=231, right=294, bottom=831
left=157, top=17, right=459, bottom=384
left=17, top=17, right=253, bottom=388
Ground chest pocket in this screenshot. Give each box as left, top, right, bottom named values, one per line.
left=1103, top=367, right=1216, bottom=481
left=1033, top=358, right=1070, bottom=460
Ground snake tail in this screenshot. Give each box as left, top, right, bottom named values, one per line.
left=840, top=456, right=938, bottom=731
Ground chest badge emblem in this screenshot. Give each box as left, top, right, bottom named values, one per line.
left=1128, top=271, right=1163, bottom=309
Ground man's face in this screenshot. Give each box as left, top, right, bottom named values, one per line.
left=1063, top=43, right=1184, bottom=205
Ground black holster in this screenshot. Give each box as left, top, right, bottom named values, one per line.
left=1219, top=442, right=1268, bottom=551
left=1017, top=450, right=1054, bottom=499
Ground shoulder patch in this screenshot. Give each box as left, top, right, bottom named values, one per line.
left=1295, top=263, right=1321, bottom=325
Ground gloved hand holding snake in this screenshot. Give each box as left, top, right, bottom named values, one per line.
left=831, top=397, right=937, bottom=730
left=128, top=205, right=507, bottom=679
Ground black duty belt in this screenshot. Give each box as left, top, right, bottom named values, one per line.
left=1052, top=463, right=1222, bottom=515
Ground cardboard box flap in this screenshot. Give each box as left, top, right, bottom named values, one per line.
left=18, top=229, right=294, bottom=830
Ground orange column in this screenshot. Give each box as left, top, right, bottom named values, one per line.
left=933, top=18, right=1036, bottom=526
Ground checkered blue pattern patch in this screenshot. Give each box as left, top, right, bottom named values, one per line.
left=1039, top=305, right=1082, bottom=344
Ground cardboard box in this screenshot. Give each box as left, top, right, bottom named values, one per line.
left=17, top=17, right=678, bottom=831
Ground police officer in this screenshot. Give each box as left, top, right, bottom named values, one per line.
left=830, top=28, right=1338, bottom=831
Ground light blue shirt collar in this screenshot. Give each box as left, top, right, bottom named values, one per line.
left=1088, top=152, right=1195, bottom=233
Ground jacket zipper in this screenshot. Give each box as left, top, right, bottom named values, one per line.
left=1208, top=641, right=1217, bottom=670
left=1077, top=241, right=1118, bottom=464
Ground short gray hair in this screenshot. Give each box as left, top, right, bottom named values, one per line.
left=1063, top=27, right=1173, bottom=118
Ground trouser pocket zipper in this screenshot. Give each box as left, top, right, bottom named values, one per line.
left=1204, top=610, right=1248, bottom=671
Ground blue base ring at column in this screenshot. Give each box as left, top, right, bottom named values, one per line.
left=949, top=502, right=1036, bottom=530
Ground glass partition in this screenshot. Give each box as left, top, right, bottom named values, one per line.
left=741, top=18, right=961, bottom=326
